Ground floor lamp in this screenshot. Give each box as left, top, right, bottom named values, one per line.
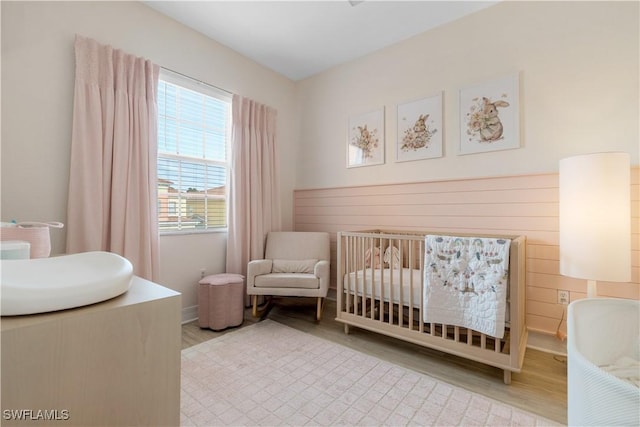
left=559, top=152, right=631, bottom=297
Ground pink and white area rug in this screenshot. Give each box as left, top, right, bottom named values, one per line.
left=181, top=320, right=560, bottom=426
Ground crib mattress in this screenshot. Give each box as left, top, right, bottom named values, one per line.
left=343, top=268, right=422, bottom=307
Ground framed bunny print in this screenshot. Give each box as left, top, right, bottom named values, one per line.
left=347, top=108, right=385, bottom=167
left=459, top=73, right=520, bottom=155
left=396, top=92, right=443, bottom=162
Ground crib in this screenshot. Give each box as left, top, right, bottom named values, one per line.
left=336, top=230, right=527, bottom=384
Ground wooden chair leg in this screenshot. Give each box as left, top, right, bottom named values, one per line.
left=316, top=297, right=324, bottom=321
left=251, top=295, right=272, bottom=318
left=252, top=295, right=259, bottom=318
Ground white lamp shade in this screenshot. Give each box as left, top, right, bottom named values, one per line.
left=559, top=152, right=631, bottom=282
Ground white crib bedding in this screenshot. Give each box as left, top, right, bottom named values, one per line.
left=343, top=268, right=423, bottom=307
left=423, top=235, right=511, bottom=339
left=343, top=267, right=511, bottom=325
left=599, top=357, right=640, bottom=388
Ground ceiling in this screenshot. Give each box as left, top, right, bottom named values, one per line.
left=144, top=1, right=498, bottom=81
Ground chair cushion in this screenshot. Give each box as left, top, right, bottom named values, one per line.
left=272, top=259, right=317, bottom=274
left=255, top=273, right=319, bottom=289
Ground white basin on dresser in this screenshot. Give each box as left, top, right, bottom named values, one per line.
left=0, top=251, right=132, bottom=316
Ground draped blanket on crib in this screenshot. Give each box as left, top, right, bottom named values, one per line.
left=423, top=235, right=511, bottom=339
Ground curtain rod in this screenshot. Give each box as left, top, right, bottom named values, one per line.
left=160, top=66, right=232, bottom=96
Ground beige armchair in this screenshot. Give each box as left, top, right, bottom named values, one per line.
left=247, top=231, right=330, bottom=321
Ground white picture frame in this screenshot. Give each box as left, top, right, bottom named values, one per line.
left=459, top=73, right=520, bottom=155
left=347, top=108, right=385, bottom=168
left=396, top=92, right=443, bottom=162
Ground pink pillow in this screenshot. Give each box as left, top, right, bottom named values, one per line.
left=365, top=247, right=381, bottom=268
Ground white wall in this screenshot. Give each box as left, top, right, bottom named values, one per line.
left=1, top=1, right=297, bottom=312
left=295, top=1, right=639, bottom=189
left=2, top=1, right=638, bottom=315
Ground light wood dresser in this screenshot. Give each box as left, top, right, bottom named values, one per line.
left=1, top=276, right=181, bottom=426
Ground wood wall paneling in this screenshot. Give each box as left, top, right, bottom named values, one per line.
left=294, top=169, right=640, bottom=336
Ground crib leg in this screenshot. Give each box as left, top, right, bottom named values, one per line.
left=503, top=370, right=512, bottom=385
left=344, top=324, right=350, bottom=335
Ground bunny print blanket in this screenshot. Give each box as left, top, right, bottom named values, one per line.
left=422, top=235, right=511, bottom=339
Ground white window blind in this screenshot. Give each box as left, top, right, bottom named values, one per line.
left=157, top=69, right=231, bottom=233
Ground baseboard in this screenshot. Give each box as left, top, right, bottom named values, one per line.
left=192, top=291, right=567, bottom=356
left=526, top=329, right=567, bottom=356
left=182, top=305, right=198, bottom=324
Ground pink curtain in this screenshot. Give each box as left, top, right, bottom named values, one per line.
left=226, top=95, right=281, bottom=283
left=66, top=35, right=159, bottom=281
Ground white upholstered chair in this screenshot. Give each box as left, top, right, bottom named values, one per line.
left=247, top=231, right=330, bottom=321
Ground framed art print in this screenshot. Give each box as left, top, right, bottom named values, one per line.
left=347, top=108, right=385, bottom=167
left=459, top=73, right=520, bottom=155
left=397, top=92, right=443, bottom=162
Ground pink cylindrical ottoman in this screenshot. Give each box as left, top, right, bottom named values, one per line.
left=198, top=273, right=244, bottom=331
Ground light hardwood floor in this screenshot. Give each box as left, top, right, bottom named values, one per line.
left=182, top=297, right=568, bottom=425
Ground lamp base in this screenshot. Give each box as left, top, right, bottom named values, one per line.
left=587, top=280, right=597, bottom=298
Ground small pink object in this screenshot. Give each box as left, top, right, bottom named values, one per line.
left=0, top=222, right=64, bottom=259
left=198, top=273, right=244, bottom=331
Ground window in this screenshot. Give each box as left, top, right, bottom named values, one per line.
left=157, top=70, right=231, bottom=233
